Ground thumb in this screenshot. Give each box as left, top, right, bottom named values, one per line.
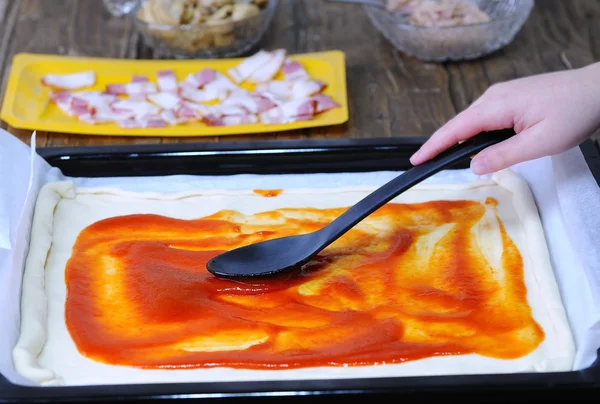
left=470, top=121, right=551, bottom=175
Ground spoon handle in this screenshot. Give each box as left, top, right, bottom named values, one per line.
left=313, top=129, right=515, bottom=250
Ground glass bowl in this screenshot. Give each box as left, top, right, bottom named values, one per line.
left=364, top=0, right=534, bottom=62
left=131, top=0, right=278, bottom=59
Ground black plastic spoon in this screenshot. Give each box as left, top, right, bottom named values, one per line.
left=207, top=129, right=514, bottom=279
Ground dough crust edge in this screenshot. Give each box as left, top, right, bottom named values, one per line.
left=12, top=181, right=75, bottom=386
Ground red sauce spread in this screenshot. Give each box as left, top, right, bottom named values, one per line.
left=64, top=198, right=544, bottom=370
left=253, top=189, right=283, bottom=197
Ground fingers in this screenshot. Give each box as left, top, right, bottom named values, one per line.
left=470, top=121, right=549, bottom=175
left=410, top=98, right=514, bottom=166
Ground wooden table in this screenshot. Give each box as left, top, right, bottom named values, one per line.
left=1, top=0, right=599, bottom=148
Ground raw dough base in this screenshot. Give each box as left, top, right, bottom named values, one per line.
left=13, top=169, right=575, bottom=386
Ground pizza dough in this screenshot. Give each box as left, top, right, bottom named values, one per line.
left=12, top=169, right=575, bottom=386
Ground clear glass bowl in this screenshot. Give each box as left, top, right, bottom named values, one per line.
left=364, top=0, right=534, bottom=62
left=131, top=0, right=278, bottom=59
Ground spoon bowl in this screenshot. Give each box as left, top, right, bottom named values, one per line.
left=207, top=129, right=515, bottom=279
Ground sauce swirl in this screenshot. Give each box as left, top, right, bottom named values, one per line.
left=65, top=198, right=544, bottom=369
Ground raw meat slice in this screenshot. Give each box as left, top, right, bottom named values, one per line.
left=42, top=71, right=96, bottom=90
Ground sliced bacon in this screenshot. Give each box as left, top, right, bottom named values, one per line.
left=222, top=114, right=259, bottom=126
left=106, top=82, right=158, bottom=96
left=73, top=90, right=116, bottom=104
left=228, top=50, right=273, bottom=83
left=255, top=80, right=292, bottom=100
left=161, top=109, right=187, bottom=125
left=198, top=104, right=248, bottom=117
left=291, top=79, right=326, bottom=99
left=117, top=115, right=167, bottom=128
left=179, top=73, right=203, bottom=89
left=132, top=75, right=149, bottom=83
left=195, top=68, right=218, bottom=88
left=247, top=49, right=287, bottom=84
left=70, top=103, right=90, bottom=117
left=203, top=114, right=225, bottom=126
left=179, top=100, right=204, bottom=113
left=203, top=72, right=240, bottom=97
left=42, top=71, right=96, bottom=90
left=48, top=58, right=338, bottom=129
left=157, top=70, right=178, bottom=92
left=176, top=106, right=201, bottom=121
left=78, top=111, right=121, bottom=124
left=204, top=114, right=259, bottom=127
left=311, top=94, right=340, bottom=113
left=223, top=93, right=276, bottom=114
left=95, top=107, right=134, bottom=121
left=260, top=99, right=316, bottom=124
left=147, top=92, right=182, bottom=110
left=218, top=105, right=248, bottom=116
left=259, top=107, right=287, bottom=125
left=179, top=69, right=219, bottom=90
left=111, top=99, right=161, bottom=117
left=180, top=86, right=225, bottom=103
left=280, top=98, right=316, bottom=118
left=70, top=96, right=89, bottom=109
left=118, top=118, right=144, bottom=129
left=50, top=91, right=73, bottom=104
left=143, top=116, right=168, bottom=128
left=282, top=59, right=309, bottom=82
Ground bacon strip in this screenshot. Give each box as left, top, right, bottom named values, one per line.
left=71, top=91, right=117, bottom=108
left=117, top=115, right=167, bottom=128
left=179, top=73, right=203, bottom=89
left=196, top=68, right=218, bottom=87
left=157, top=70, right=178, bottom=92
left=111, top=99, right=161, bottom=117
left=160, top=109, right=186, bottom=125
left=311, top=94, right=340, bottom=113
left=223, top=93, right=276, bottom=114
left=95, top=104, right=135, bottom=121
left=176, top=105, right=201, bottom=121
left=118, top=118, right=144, bottom=129
left=291, top=79, right=326, bottom=99
left=131, top=75, right=149, bottom=83
left=142, top=116, right=168, bottom=128
left=198, top=104, right=248, bottom=117
left=247, top=49, right=287, bottom=83
left=260, top=99, right=316, bottom=124
left=228, top=50, right=273, bottom=83
left=255, top=81, right=292, bottom=101
left=106, top=82, right=158, bottom=96
left=222, top=114, right=259, bottom=126
left=50, top=91, right=72, bottom=104
left=282, top=59, right=309, bottom=82
left=203, top=72, right=239, bottom=97
left=42, top=71, right=96, bottom=90
left=180, top=86, right=225, bottom=103
left=147, top=92, right=182, bottom=110
left=202, top=114, right=225, bottom=126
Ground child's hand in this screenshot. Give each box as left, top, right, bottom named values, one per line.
left=409, top=63, right=600, bottom=174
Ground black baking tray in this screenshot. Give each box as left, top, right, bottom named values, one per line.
left=2, top=137, right=600, bottom=403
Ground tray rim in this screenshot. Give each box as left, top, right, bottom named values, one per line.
left=0, top=50, right=349, bottom=137
left=2, top=137, right=600, bottom=403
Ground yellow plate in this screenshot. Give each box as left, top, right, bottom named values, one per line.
left=1, top=51, right=348, bottom=137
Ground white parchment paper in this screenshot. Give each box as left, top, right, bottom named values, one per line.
left=1, top=128, right=599, bottom=385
